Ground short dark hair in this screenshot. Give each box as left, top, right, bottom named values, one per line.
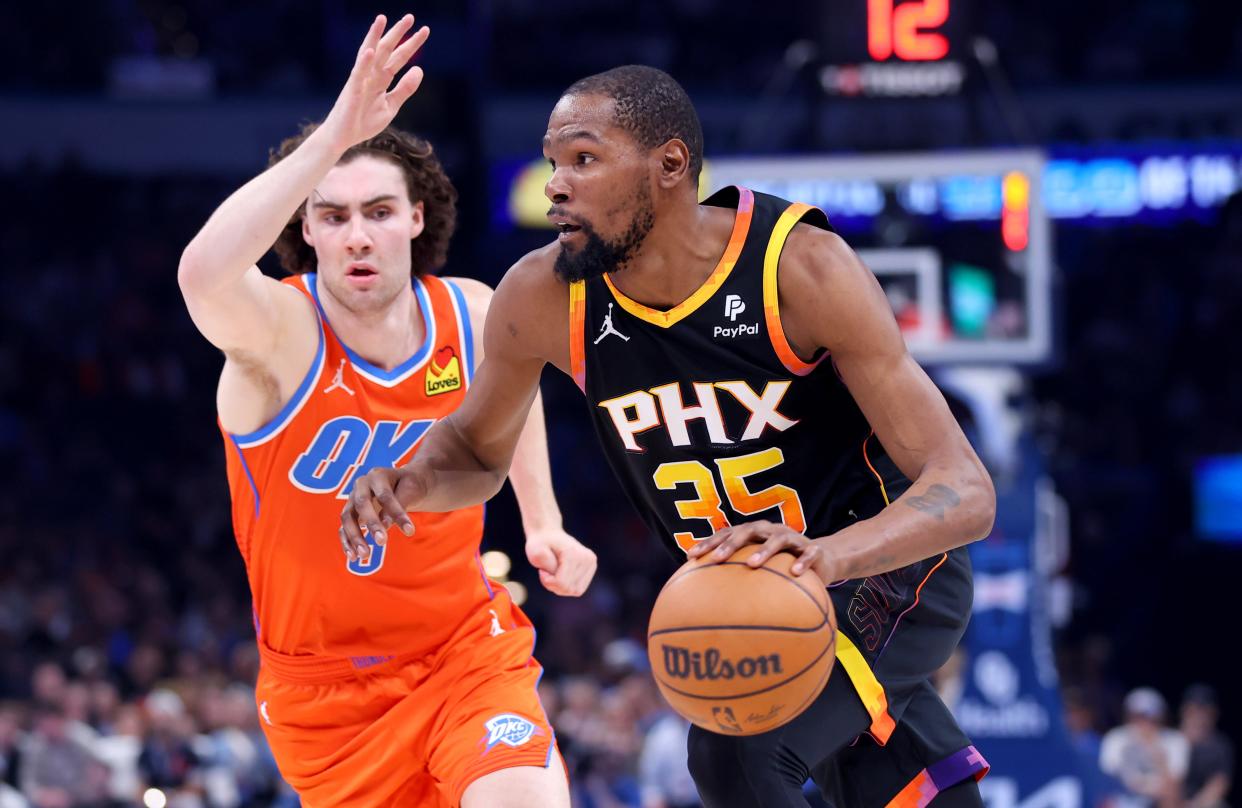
left=1183, top=683, right=1218, bottom=708
left=269, top=123, right=458, bottom=278
left=563, top=65, right=704, bottom=181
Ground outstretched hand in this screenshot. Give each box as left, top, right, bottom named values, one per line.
left=339, top=466, right=426, bottom=563
left=321, top=13, right=430, bottom=153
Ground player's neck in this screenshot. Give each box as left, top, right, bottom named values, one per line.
left=608, top=202, right=734, bottom=310
left=317, top=279, right=425, bottom=371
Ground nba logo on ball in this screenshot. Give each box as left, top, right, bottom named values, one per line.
left=482, top=714, right=537, bottom=751
left=647, top=548, right=837, bottom=736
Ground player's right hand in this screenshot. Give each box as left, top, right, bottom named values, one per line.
left=321, top=13, right=430, bottom=154
left=339, top=466, right=422, bottom=562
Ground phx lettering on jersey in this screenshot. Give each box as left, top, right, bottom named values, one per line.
left=598, top=379, right=798, bottom=452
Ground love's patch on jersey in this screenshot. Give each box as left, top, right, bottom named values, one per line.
left=426, top=346, right=462, bottom=396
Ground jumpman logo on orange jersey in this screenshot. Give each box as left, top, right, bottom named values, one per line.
left=594, top=302, right=630, bottom=344
left=323, top=359, right=355, bottom=396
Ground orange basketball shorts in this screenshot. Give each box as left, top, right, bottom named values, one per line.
left=254, top=590, right=558, bottom=807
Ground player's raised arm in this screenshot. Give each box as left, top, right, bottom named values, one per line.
left=340, top=249, right=569, bottom=559
left=177, top=14, right=428, bottom=353
left=690, top=225, right=996, bottom=582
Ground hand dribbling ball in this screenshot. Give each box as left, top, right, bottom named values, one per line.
left=647, top=547, right=837, bottom=736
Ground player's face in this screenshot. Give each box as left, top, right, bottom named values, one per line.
left=302, top=155, right=424, bottom=312
left=543, top=94, right=656, bottom=282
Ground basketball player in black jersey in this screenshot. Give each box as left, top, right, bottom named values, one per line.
left=341, top=65, right=996, bottom=807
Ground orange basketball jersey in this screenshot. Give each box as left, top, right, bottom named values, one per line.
left=221, top=273, right=491, bottom=661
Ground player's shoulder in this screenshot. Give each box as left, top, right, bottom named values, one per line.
left=440, top=275, right=494, bottom=319
left=438, top=276, right=495, bottom=346
left=440, top=275, right=494, bottom=300
left=491, top=243, right=567, bottom=311
left=778, top=222, right=862, bottom=298
left=503, top=242, right=561, bottom=288
left=777, top=219, right=906, bottom=355
left=784, top=220, right=851, bottom=265
left=486, top=243, right=569, bottom=363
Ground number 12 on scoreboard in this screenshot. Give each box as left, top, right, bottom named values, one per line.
left=868, top=0, right=951, bottom=62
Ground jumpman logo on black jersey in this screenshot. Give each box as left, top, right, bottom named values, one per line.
left=595, top=302, right=630, bottom=344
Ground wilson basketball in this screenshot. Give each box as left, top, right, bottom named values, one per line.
left=646, top=547, right=836, bottom=736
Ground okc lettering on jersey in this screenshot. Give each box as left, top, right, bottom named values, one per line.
left=597, top=380, right=798, bottom=453
left=289, top=416, right=434, bottom=499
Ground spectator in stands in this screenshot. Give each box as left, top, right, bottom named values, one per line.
left=27, top=668, right=64, bottom=711
left=1179, top=684, right=1233, bottom=808
left=85, top=683, right=120, bottom=738
left=1063, top=685, right=1105, bottom=763
left=93, top=705, right=143, bottom=807
left=638, top=693, right=699, bottom=808
left=1099, top=687, right=1189, bottom=807
left=19, top=701, right=109, bottom=808
left=197, top=683, right=278, bottom=808
left=137, top=690, right=202, bottom=808
left=0, top=704, right=23, bottom=791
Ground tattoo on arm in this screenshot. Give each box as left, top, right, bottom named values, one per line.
left=903, top=484, right=961, bottom=521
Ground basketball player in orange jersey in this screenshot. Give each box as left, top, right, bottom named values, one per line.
left=177, top=15, right=591, bottom=807
left=343, top=65, right=997, bottom=807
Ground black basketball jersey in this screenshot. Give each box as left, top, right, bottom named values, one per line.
left=569, top=186, right=912, bottom=560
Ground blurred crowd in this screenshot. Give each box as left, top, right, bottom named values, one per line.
left=1067, top=684, right=1233, bottom=808
left=4, top=1, right=1240, bottom=96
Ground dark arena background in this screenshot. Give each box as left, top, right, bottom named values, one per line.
left=2, top=1, right=1240, bottom=806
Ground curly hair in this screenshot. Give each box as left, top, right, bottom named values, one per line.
left=268, top=122, right=458, bottom=277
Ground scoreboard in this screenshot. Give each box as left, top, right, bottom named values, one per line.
left=817, top=0, right=971, bottom=97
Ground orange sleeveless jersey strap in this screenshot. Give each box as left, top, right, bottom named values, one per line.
left=762, top=203, right=830, bottom=376
left=569, top=280, right=586, bottom=390
left=280, top=273, right=317, bottom=303
left=426, top=275, right=478, bottom=388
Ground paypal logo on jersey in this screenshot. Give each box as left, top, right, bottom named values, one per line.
left=718, top=294, right=759, bottom=339
left=288, top=417, right=434, bottom=499
left=482, top=714, right=539, bottom=753
left=724, top=294, right=747, bottom=321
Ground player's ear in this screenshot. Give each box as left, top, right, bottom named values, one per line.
left=300, top=208, right=315, bottom=247
left=409, top=200, right=425, bottom=240
left=657, top=139, right=691, bottom=189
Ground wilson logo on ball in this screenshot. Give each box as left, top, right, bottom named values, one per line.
left=661, top=645, right=784, bottom=681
